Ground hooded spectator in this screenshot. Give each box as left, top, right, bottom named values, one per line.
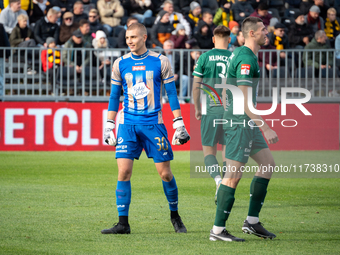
left=193, top=20, right=213, bottom=49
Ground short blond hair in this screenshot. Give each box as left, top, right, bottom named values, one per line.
left=17, top=14, right=28, bottom=22
left=327, top=7, right=336, bottom=15
left=89, top=9, right=98, bottom=15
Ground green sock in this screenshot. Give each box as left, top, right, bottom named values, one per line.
left=214, top=184, right=235, bottom=227
left=204, top=155, right=220, bottom=179
left=248, top=176, right=270, bottom=217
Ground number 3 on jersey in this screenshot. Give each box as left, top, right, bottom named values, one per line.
left=217, top=62, right=228, bottom=79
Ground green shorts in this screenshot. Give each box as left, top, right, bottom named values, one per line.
left=224, top=126, right=268, bottom=163
left=201, top=114, right=226, bottom=147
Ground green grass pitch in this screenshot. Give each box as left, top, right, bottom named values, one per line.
left=1, top=151, right=340, bottom=254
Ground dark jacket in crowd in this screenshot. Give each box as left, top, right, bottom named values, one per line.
left=34, top=17, right=59, bottom=45
left=303, top=38, right=333, bottom=68
left=231, top=1, right=254, bottom=23
left=9, top=23, right=35, bottom=47
left=193, top=20, right=214, bottom=49
left=288, top=22, right=314, bottom=48
left=0, top=24, right=11, bottom=58
left=47, top=0, right=75, bottom=12
left=90, top=20, right=108, bottom=36
left=258, top=43, right=277, bottom=68
left=173, top=0, right=190, bottom=13
left=73, top=13, right=88, bottom=24
left=30, top=2, right=46, bottom=24
left=151, top=21, right=174, bottom=47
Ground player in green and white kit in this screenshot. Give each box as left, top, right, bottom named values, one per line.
left=193, top=26, right=232, bottom=203
left=210, top=17, right=279, bottom=242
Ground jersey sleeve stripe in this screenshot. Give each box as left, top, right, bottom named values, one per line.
left=163, top=75, right=174, bottom=81
left=193, top=71, right=203, bottom=76
left=237, top=80, right=253, bottom=83
left=111, top=78, right=122, bottom=83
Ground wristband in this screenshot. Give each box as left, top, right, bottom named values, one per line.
left=173, top=117, right=184, bottom=129
left=106, top=119, right=115, bottom=129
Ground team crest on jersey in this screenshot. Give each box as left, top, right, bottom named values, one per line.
left=132, top=82, right=150, bottom=99
left=125, top=73, right=133, bottom=82
left=241, top=64, right=251, bottom=75
left=132, top=66, right=145, bottom=71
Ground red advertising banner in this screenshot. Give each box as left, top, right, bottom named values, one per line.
left=0, top=102, right=190, bottom=151
left=0, top=102, right=338, bottom=151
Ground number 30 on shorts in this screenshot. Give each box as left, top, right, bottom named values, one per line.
left=154, top=137, right=169, bottom=151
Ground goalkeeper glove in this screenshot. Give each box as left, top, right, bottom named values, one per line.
left=104, top=119, right=116, bottom=146
left=172, top=117, right=190, bottom=145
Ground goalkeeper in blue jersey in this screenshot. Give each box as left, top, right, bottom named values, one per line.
left=101, top=23, right=190, bottom=235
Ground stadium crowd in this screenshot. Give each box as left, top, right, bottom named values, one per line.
left=0, top=0, right=340, bottom=97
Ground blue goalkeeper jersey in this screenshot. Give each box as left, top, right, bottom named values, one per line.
left=111, top=50, right=175, bottom=125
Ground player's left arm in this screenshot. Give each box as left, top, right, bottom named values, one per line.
left=161, top=55, right=190, bottom=145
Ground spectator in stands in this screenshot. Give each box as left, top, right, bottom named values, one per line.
left=72, top=1, right=88, bottom=23
left=41, top=37, right=60, bottom=81
left=0, top=23, right=11, bottom=97
left=0, top=0, right=28, bottom=35
left=324, top=7, right=340, bottom=47
left=268, top=23, right=290, bottom=65
left=88, top=9, right=108, bottom=36
left=58, top=11, right=79, bottom=45
left=9, top=13, right=36, bottom=47
left=305, top=5, right=325, bottom=34
left=30, top=0, right=47, bottom=25
left=151, top=10, right=174, bottom=48
left=34, top=8, right=59, bottom=47
left=63, top=29, right=91, bottom=73
left=228, top=20, right=239, bottom=48
left=117, top=17, right=138, bottom=48
left=303, top=30, right=334, bottom=77
left=185, top=1, right=202, bottom=32
left=185, top=37, right=198, bottom=49
left=81, top=0, right=95, bottom=16
left=228, top=30, right=244, bottom=52
left=249, top=3, right=272, bottom=27
left=170, top=23, right=188, bottom=49
left=173, top=0, right=190, bottom=14
left=97, top=0, right=124, bottom=36
left=301, top=0, right=329, bottom=20
left=288, top=11, right=314, bottom=49
left=129, top=0, right=154, bottom=24
left=163, top=39, right=189, bottom=103
left=258, top=36, right=287, bottom=78
left=155, top=0, right=191, bottom=37
left=231, top=0, right=254, bottom=24
left=202, top=11, right=214, bottom=29
left=92, top=30, right=111, bottom=74
left=193, top=20, right=213, bottom=49
left=77, top=19, right=91, bottom=45
left=213, top=0, right=234, bottom=27
left=47, top=0, right=74, bottom=13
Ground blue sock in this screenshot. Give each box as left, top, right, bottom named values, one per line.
left=162, top=176, right=178, bottom=212
left=116, top=180, right=131, bottom=216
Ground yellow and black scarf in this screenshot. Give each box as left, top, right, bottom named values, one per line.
left=47, top=49, right=60, bottom=65
left=325, top=18, right=340, bottom=39
left=188, top=11, right=202, bottom=27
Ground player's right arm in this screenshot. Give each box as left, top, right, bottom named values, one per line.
left=105, top=58, right=122, bottom=146
left=239, top=85, right=278, bottom=144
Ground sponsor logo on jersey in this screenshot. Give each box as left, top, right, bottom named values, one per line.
left=118, top=137, right=124, bottom=144
left=132, top=65, right=146, bottom=71
left=132, top=82, right=150, bottom=99
left=241, top=64, right=251, bottom=75
left=117, top=205, right=125, bottom=208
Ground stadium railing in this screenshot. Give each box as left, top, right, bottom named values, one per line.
left=0, top=47, right=339, bottom=103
